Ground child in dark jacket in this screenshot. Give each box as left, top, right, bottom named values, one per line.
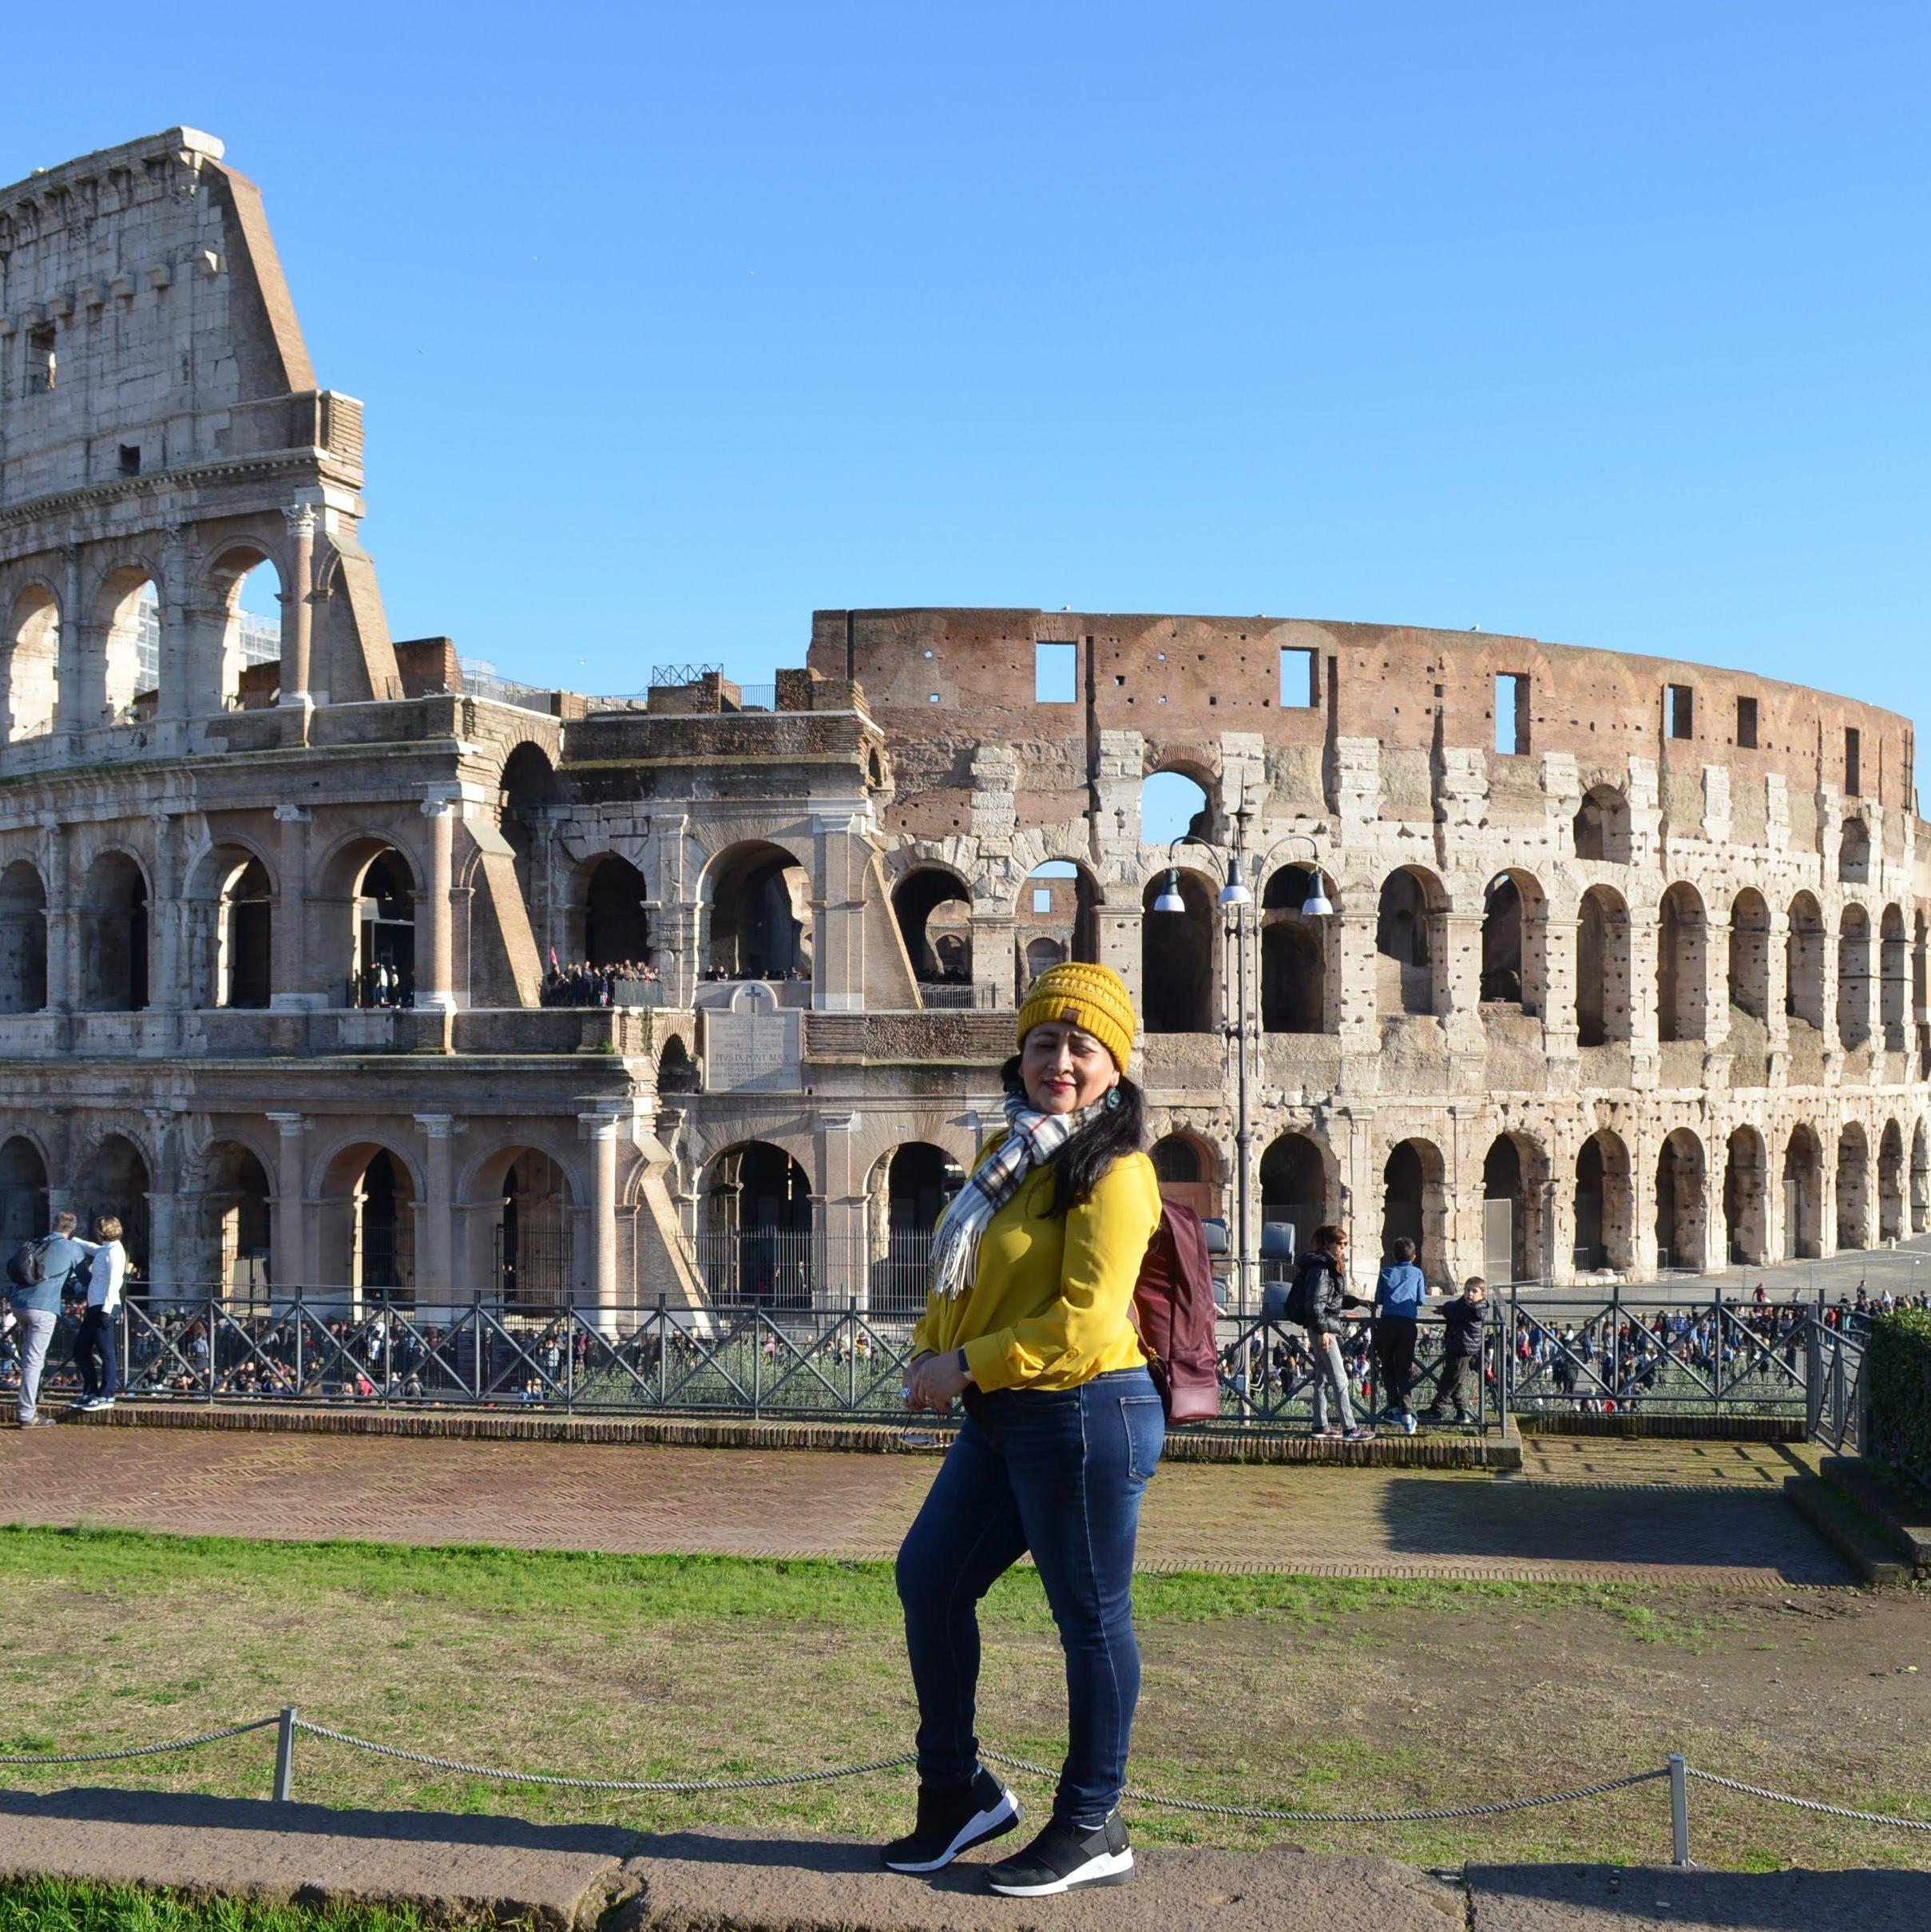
left=1423, top=1277, right=1488, bottom=1424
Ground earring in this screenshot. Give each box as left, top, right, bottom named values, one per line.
left=1104, top=1088, right=1122, bottom=1113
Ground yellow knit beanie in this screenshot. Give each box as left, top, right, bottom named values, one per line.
left=1015, top=962, right=1137, bottom=1073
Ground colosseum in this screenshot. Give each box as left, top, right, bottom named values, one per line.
left=0, top=126, right=1925, bottom=1315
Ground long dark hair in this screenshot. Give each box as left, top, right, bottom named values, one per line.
left=999, top=1054, right=1145, bottom=1217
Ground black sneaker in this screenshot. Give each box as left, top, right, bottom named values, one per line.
left=985, top=1811, right=1132, bottom=1895
left=880, top=1766, right=1020, bottom=1872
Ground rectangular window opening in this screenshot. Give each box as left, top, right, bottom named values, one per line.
left=1032, top=888, right=1053, bottom=914
left=1034, top=641, right=1077, bottom=704
left=1667, top=684, right=1694, bottom=740
left=118, top=443, right=141, bottom=476
left=1279, top=646, right=1317, bottom=708
left=1495, top=672, right=1529, bottom=755
left=26, top=324, right=56, bottom=391
left=1735, top=695, right=1758, bottom=749
left=1845, top=725, right=1862, bottom=796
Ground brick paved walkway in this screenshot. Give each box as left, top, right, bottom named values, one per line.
left=0, top=1423, right=1851, bottom=1585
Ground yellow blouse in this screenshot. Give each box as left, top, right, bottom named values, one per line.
left=910, top=1145, right=1161, bottom=1392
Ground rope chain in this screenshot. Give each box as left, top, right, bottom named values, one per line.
left=0, top=1717, right=280, bottom=1767
left=1683, top=1767, right=1931, bottom=1832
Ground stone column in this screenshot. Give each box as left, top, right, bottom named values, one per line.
left=815, top=1110, right=866, bottom=1311
left=974, top=906, right=1017, bottom=1008
left=1439, top=908, right=1485, bottom=1085
left=1702, top=915, right=1731, bottom=1052
left=1540, top=912, right=1580, bottom=1073
left=54, top=545, right=84, bottom=761
left=579, top=1109, right=623, bottom=1309
left=1628, top=906, right=1660, bottom=1089
left=148, top=814, right=184, bottom=1036
left=279, top=503, right=319, bottom=723
left=156, top=526, right=202, bottom=748
left=810, top=809, right=868, bottom=1011
left=414, top=792, right=458, bottom=1013
left=1764, top=910, right=1790, bottom=1087
left=144, top=1111, right=182, bottom=1296
left=268, top=1112, right=308, bottom=1299
left=40, top=816, right=73, bottom=1026
left=413, top=1113, right=456, bottom=1309
left=268, top=803, right=322, bottom=1009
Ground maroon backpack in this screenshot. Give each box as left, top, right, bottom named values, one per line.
left=1128, top=1204, right=1222, bottom=1424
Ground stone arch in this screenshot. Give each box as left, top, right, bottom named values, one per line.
left=1782, top=1125, right=1824, bottom=1260
left=1376, top=866, right=1445, bottom=1017
left=1260, top=865, right=1333, bottom=1033
left=1140, top=768, right=1211, bottom=847
left=1481, top=869, right=1548, bottom=1014
left=207, top=542, right=284, bottom=712
left=1727, top=888, right=1770, bottom=1022
left=1835, top=1121, right=1871, bottom=1252
left=94, top=565, right=159, bottom=725
left=497, top=741, right=557, bottom=910
left=1878, top=1118, right=1905, bottom=1244
left=1573, top=784, right=1632, bottom=863
left=0, top=859, right=47, bottom=1014
left=1916, top=913, right=1929, bottom=1079
left=1723, top=1125, right=1769, bottom=1266
left=581, top=855, right=652, bottom=969
left=703, top=840, right=810, bottom=981
left=1837, top=904, right=1873, bottom=1051
left=1260, top=1129, right=1334, bottom=1268
left=1654, top=1127, right=1707, bottom=1272
left=867, top=1141, right=964, bottom=1315
left=186, top=842, right=275, bottom=1010
left=1838, top=815, right=1871, bottom=887
left=892, top=864, right=973, bottom=986
left=657, top=1031, right=700, bottom=1093
left=1152, top=1130, right=1221, bottom=1223
left=1656, top=882, right=1707, bottom=1043
left=77, top=849, right=149, bottom=1012
left=2, top=583, right=61, bottom=743
left=314, top=1137, right=422, bottom=1297
left=1786, top=892, right=1826, bottom=1033
left=1573, top=1128, right=1633, bottom=1273
left=1481, top=1130, right=1549, bottom=1284
left=1880, top=904, right=1908, bottom=1053
left=195, top=1138, right=273, bottom=1296
left=1017, top=859, right=1100, bottom=978
left=469, top=1144, right=576, bottom=1303
left=1381, top=1137, right=1449, bottom=1285
left=0, top=1133, right=49, bottom=1248
left=1576, top=885, right=1632, bottom=1045
left=316, top=836, right=418, bottom=1007
left=1142, top=867, right=1216, bottom=1033
left=1911, top=1119, right=1929, bottom=1236
left=73, top=1130, right=151, bottom=1283
left=699, top=1139, right=814, bottom=1306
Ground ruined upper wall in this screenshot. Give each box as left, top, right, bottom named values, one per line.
left=808, top=608, right=1921, bottom=827
left=0, top=127, right=352, bottom=505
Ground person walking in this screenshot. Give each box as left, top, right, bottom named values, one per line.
left=73, top=1216, right=126, bottom=1411
left=1372, top=1236, right=1429, bottom=1434
left=887, top=962, right=1161, bottom=1896
left=8, top=1212, right=92, bottom=1426
left=1287, top=1224, right=1374, bottom=1440
left=1421, top=1277, right=1489, bottom=1425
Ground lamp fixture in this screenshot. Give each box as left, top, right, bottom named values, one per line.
left=1299, top=867, right=1334, bottom=918
left=1152, top=868, right=1186, bottom=914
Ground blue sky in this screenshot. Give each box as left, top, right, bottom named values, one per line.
left=30, top=2, right=1931, bottom=791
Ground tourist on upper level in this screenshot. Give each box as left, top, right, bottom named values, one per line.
left=889, top=962, right=1160, bottom=1895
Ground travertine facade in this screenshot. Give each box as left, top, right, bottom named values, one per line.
left=0, top=131, right=1925, bottom=1309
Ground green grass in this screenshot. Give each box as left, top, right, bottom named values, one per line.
left=0, top=1878, right=450, bottom=1932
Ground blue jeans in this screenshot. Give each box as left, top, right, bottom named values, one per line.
left=896, top=1367, right=1164, bottom=1827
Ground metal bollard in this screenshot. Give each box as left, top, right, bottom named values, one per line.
left=274, top=1705, right=298, bottom=1803
left=1668, top=1752, right=1691, bottom=1867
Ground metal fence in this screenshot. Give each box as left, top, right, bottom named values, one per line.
left=1807, top=1319, right=1868, bottom=1454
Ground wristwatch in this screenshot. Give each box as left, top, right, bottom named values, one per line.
left=956, top=1347, right=973, bottom=1383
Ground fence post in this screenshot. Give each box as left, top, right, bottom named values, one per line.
left=752, top=1313, right=763, bottom=1420
left=274, top=1705, right=299, bottom=1803
left=656, top=1294, right=668, bottom=1406
left=1711, top=1279, right=1722, bottom=1424
left=206, top=1294, right=216, bottom=1404
left=1668, top=1751, right=1691, bottom=1867
left=472, top=1293, right=484, bottom=1400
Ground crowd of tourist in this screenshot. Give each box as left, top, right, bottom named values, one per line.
left=539, top=960, right=663, bottom=1007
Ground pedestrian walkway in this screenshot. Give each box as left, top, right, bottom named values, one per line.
left=0, top=1426, right=1851, bottom=1585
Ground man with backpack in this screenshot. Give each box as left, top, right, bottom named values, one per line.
left=7, top=1212, right=92, bottom=1426
left=1285, top=1223, right=1374, bottom=1441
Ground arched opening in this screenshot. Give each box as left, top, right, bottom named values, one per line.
left=583, top=856, right=652, bottom=970
left=1572, top=785, right=1632, bottom=864
left=1878, top=1120, right=1905, bottom=1244
left=1723, top=1127, right=1768, bottom=1265
left=1838, top=816, right=1870, bottom=887
left=656, top=1033, right=700, bottom=1093
left=892, top=867, right=973, bottom=986
left=1261, top=867, right=1329, bottom=1032
left=871, top=1141, right=964, bottom=1315
left=1782, top=1126, right=1824, bottom=1260
left=75, top=1133, right=150, bottom=1286
left=1656, top=883, right=1707, bottom=1043
left=354, top=849, right=415, bottom=1006
left=1140, top=769, right=1211, bottom=847
left=0, top=860, right=47, bottom=1013
left=97, top=569, right=157, bottom=725
left=1480, top=875, right=1525, bottom=1007
left=0, top=1136, right=48, bottom=1248
left=217, top=855, right=272, bottom=1009
left=1017, top=860, right=1099, bottom=982
left=1573, top=1129, right=1632, bottom=1273
left=1880, top=906, right=1908, bottom=1053
left=498, top=744, right=557, bottom=908
left=1917, top=914, right=1930, bottom=1080
left=1142, top=868, right=1215, bottom=1033
left=355, top=1151, right=414, bottom=1296
left=1152, top=1132, right=1218, bottom=1222
left=1654, top=1129, right=1707, bottom=1272
left=1912, top=1120, right=1929, bottom=1236
left=1835, top=1123, right=1870, bottom=1252
left=1786, top=893, right=1826, bottom=1033
left=1727, top=889, right=1770, bottom=1022
left=1481, top=1133, right=1547, bottom=1284
left=1576, top=887, right=1632, bottom=1045
left=705, top=842, right=810, bottom=981
left=1381, top=1138, right=1447, bottom=1283
left=700, top=1141, right=813, bottom=1305
left=1260, top=1133, right=1329, bottom=1264
left=78, top=851, right=149, bottom=1012
left=212, top=552, right=284, bottom=711
left=200, top=1141, right=272, bottom=1297
left=1376, top=867, right=1441, bottom=1017
left=2, top=585, right=60, bottom=742
left=1838, top=906, right=1873, bottom=1051
left=492, top=1149, right=573, bottom=1303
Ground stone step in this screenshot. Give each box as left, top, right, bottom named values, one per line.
left=1782, top=1474, right=1914, bottom=1585
left=1817, top=1456, right=1931, bottom=1575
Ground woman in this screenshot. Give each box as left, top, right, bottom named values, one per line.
left=886, top=962, right=1163, bottom=1897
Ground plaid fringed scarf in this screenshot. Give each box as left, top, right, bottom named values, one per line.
left=926, top=1087, right=1108, bottom=1302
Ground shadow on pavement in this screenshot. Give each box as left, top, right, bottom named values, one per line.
left=1467, top=1863, right=1931, bottom=1930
